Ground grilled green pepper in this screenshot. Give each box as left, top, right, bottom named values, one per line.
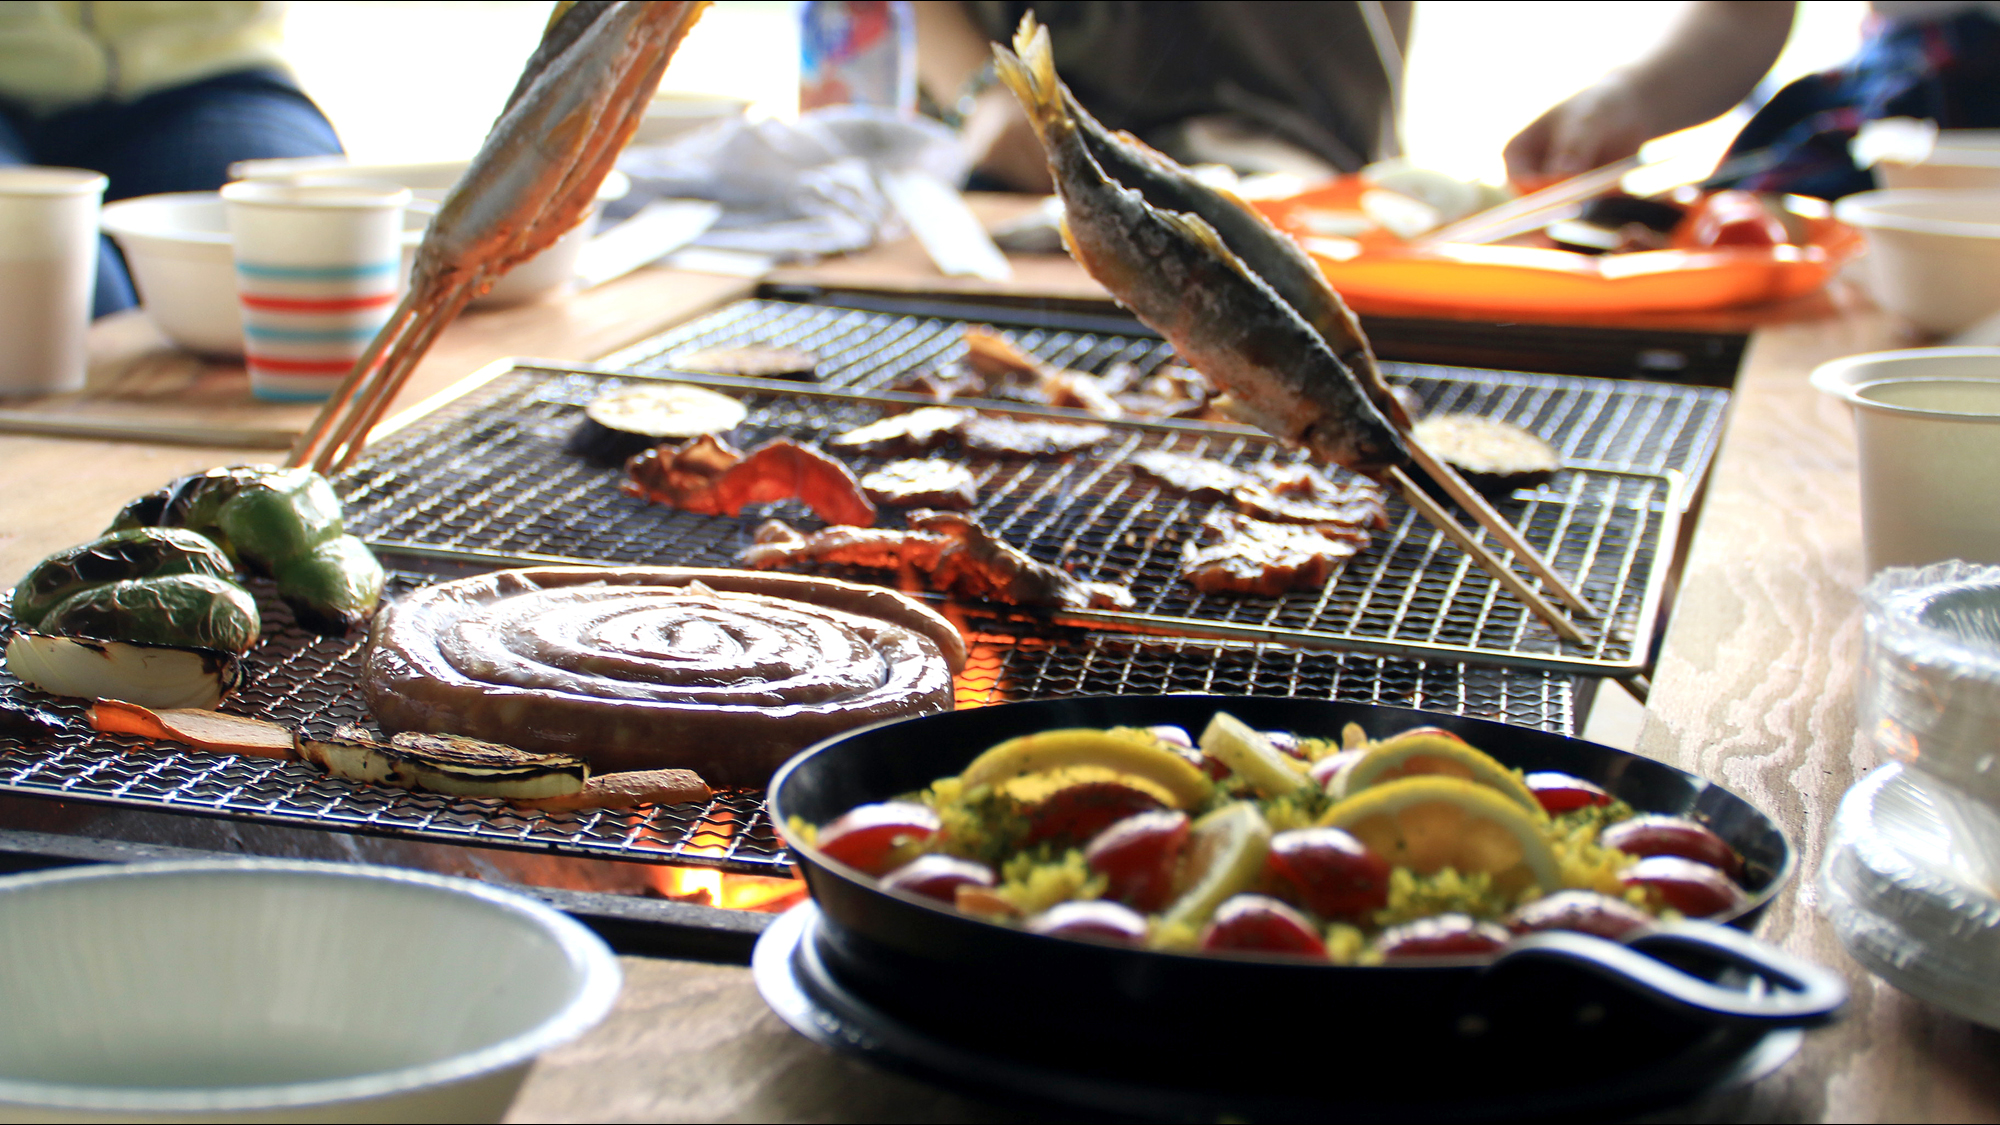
left=10, top=528, right=236, bottom=630
left=109, top=466, right=384, bottom=634
left=40, top=574, right=261, bottom=654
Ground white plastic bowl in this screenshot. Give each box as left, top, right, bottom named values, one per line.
left=228, top=158, right=631, bottom=309
left=101, top=193, right=432, bottom=358
left=0, top=860, right=620, bottom=1123
left=1834, top=190, right=2000, bottom=335
left=1809, top=346, right=2000, bottom=405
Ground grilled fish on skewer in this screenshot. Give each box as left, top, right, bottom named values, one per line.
left=991, top=19, right=1409, bottom=480
left=1066, top=94, right=1406, bottom=429
left=290, top=1, right=709, bottom=474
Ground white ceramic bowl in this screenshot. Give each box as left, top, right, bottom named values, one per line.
left=228, top=158, right=631, bottom=309
left=1877, top=131, right=2000, bottom=191
left=0, top=860, right=620, bottom=1123
left=1834, top=190, right=2000, bottom=335
left=101, top=193, right=432, bottom=358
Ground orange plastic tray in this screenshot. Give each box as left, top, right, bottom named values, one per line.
left=1254, top=180, right=1864, bottom=316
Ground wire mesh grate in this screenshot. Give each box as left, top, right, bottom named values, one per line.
left=599, top=297, right=1729, bottom=486
left=347, top=364, right=1676, bottom=673
left=0, top=574, right=1570, bottom=873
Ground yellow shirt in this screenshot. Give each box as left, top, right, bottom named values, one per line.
left=0, top=1, right=287, bottom=113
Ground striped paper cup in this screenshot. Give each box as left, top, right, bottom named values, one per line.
left=221, top=180, right=412, bottom=402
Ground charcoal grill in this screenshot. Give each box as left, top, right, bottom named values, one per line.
left=0, top=295, right=1711, bottom=954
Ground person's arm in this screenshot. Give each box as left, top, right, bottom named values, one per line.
left=914, top=0, right=1052, bottom=192
left=1503, top=1, right=1795, bottom=188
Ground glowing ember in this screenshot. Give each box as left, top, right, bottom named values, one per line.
left=647, top=864, right=807, bottom=912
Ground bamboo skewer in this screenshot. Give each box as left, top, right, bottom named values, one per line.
left=1389, top=465, right=1592, bottom=647
left=1400, top=437, right=1598, bottom=619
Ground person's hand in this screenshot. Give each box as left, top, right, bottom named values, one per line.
left=1503, top=73, right=1655, bottom=191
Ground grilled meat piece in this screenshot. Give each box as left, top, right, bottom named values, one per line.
left=1232, top=464, right=1390, bottom=528
left=1181, top=511, right=1369, bottom=597
left=1130, top=450, right=1253, bottom=501
left=862, top=460, right=980, bottom=510
left=743, top=513, right=1134, bottom=610
left=960, top=416, right=1110, bottom=457
left=830, top=407, right=972, bottom=455
left=673, top=344, right=819, bottom=380
left=741, top=520, right=950, bottom=571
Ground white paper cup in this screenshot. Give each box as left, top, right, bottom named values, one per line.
left=0, top=167, right=105, bottom=397
left=222, top=179, right=411, bottom=402
left=1850, top=377, right=2000, bottom=572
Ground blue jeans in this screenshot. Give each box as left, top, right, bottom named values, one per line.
left=0, top=69, right=343, bottom=317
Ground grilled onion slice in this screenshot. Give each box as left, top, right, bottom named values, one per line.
left=296, top=724, right=588, bottom=800
left=4, top=629, right=244, bottom=710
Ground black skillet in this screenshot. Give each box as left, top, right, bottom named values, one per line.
left=766, top=695, right=1845, bottom=1110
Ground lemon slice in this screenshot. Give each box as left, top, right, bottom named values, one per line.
left=1318, top=776, right=1561, bottom=895
left=959, top=728, right=1213, bottom=809
left=1334, top=727, right=1541, bottom=814
left=1161, top=802, right=1272, bottom=931
left=1199, top=712, right=1313, bottom=798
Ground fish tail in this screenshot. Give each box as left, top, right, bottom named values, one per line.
left=992, top=13, right=1072, bottom=149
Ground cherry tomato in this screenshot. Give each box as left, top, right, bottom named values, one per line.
left=1084, top=810, right=1189, bottom=912
left=1028, top=900, right=1150, bottom=944
left=1200, top=894, right=1328, bottom=958
left=879, top=855, right=995, bottom=903
left=816, top=801, right=940, bottom=875
left=1671, top=190, right=1788, bottom=250
left=1265, top=827, right=1392, bottom=920
left=1620, top=856, right=1747, bottom=918
left=1376, top=914, right=1512, bottom=961
left=1600, top=815, right=1742, bottom=878
left=1309, top=748, right=1367, bottom=790
left=1023, top=781, right=1167, bottom=845
left=1506, top=890, right=1654, bottom=939
left=1524, top=771, right=1612, bottom=814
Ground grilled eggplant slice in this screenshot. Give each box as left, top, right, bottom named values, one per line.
left=1410, top=415, right=1563, bottom=498
left=41, top=574, right=261, bottom=654
left=297, top=724, right=588, bottom=800
left=566, top=383, right=749, bottom=463
left=5, top=630, right=244, bottom=710
left=11, top=528, right=237, bottom=630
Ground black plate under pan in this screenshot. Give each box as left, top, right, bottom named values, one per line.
left=753, top=902, right=1803, bottom=1123
left=764, top=696, right=1844, bottom=1116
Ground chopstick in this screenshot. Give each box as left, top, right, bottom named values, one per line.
left=1420, top=157, right=1641, bottom=247
left=1402, top=437, right=1597, bottom=619
left=1389, top=465, right=1591, bottom=647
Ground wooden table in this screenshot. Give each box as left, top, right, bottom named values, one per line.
left=0, top=239, right=1990, bottom=1122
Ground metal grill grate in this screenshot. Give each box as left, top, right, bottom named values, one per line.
left=348, top=366, right=1677, bottom=673
left=0, top=576, right=1570, bottom=874
left=599, top=298, right=1730, bottom=487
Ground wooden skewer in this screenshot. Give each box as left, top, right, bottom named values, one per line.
left=1389, top=465, right=1591, bottom=647
left=1401, top=436, right=1598, bottom=619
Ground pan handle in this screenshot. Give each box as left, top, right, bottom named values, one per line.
left=1487, top=921, right=1847, bottom=1027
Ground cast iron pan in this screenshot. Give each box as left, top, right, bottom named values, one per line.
left=766, top=696, right=1844, bottom=1105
